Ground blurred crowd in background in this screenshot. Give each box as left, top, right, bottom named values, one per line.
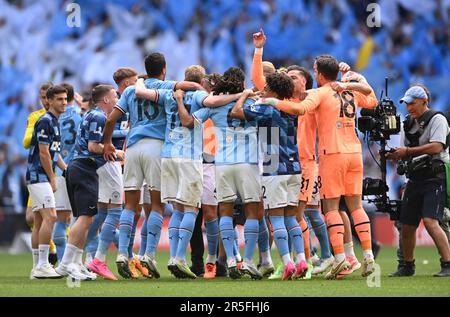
left=0, top=0, right=449, bottom=214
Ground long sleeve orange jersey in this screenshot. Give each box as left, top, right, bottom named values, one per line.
left=252, top=54, right=319, bottom=160
left=251, top=51, right=266, bottom=92
left=297, top=111, right=318, bottom=160
left=277, top=84, right=378, bottom=155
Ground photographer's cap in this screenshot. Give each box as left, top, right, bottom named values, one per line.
left=400, top=86, right=428, bottom=104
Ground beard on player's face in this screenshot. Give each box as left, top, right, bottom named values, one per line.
left=314, top=64, right=322, bottom=87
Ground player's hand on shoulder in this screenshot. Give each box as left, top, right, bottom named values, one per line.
left=246, top=90, right=261, bottom=101
left=252, top=28, right=266, bottom=48
left=330, top=81, right=347, bottom=92
left=341, top=71, right=366, bottom=83
left=243, top=89, right=257, bottom=97
left=173, top=89, right=185, bottom=100
left=74, top=92, right=83, bottom=106
left=338, top=62, right=351, bottom=74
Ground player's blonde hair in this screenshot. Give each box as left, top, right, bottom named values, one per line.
left=185, top=65, right=206, bottom=84
left=262, top=61, right=276, bottom=76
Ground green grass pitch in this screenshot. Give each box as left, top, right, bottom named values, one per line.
left=0, top=247, right=449, bottom=297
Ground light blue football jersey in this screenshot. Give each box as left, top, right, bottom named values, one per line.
left=193, top=99, right=258, bottom=165
left=115, top=78, right=177, bottom=149
left=158, top=89, right=208, bottom=160
left=57, top=104, right=82, bottom=175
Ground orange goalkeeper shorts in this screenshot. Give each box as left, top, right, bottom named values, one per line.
left=318, top=152, right=363, bottom=199
left=299, top=158, right=318, bottom=203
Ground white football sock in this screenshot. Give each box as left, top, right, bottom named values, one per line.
left=363, top=250, right=374, bottom=259
left=335, top=253, right=346, bottom=263
left=296, top=253, right=306, bottom=263
left=60, top=244, right=77, bottom=267
left=74, top=248, right=84, bottom=266
left=206, top=254, right=217, bottom=265
left=261, top=250, right=272, bottom=266
left=281, top=254, right=292, bottom=266
left=38, top=244, right=50, bottom=267
left=32, top=249, right=39, bottom=269
left=95, top=250, right=107, bottom=262
left=344, top=242, right=356, bottom=257
left=227, top=257, right=237, bottom=268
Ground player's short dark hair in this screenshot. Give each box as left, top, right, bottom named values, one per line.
left=60, top=83, right=74, bottom=102
left=213, top=67, right=245, bottom=95
left=315, top=55, right=339, bottom=81
left=46, top=85, right=68, bottom=99
left=144, top=52, right=166, bottom=77
left=40, top=82, right=53, bottom=92
left=91, top=85, right=115, bottom=104
left=266, top=72, right=294, bottom=100
left=113, top=67, right=138, bottom=85
left=286, top=65, right=314, bottom=90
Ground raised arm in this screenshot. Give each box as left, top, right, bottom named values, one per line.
left=330, top=81, right=372, bottom=96
left=175, top=89, right=194, bottom=128
left=338, top=62, right=351, bottom=76
left=251, top=29, right=267, bottom=91
left=332, top=71, right=378, bottom=108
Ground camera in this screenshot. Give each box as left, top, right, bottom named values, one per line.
left=396, top=160, right=408, bottom=176
left=362, top=177, right=401, bottom=221
left=397, top=154, right=445, bottom=182
left=396, top=154, right=431, bottom=177
left=363, top=177, right=388, bottom=196
left=357, top=95, right=401, bottom=141
left=360, top=78, right=402, bottom=220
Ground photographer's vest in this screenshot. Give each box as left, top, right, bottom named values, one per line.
left=403, top=110, right=450, bottom=148
left=403, top=110, right=450, bottom=181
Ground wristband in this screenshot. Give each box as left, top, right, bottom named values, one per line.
left=254, top=47, right=263, bottom=55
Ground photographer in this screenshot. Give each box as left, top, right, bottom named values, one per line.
left=386, top=85, right=450, bottom=277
